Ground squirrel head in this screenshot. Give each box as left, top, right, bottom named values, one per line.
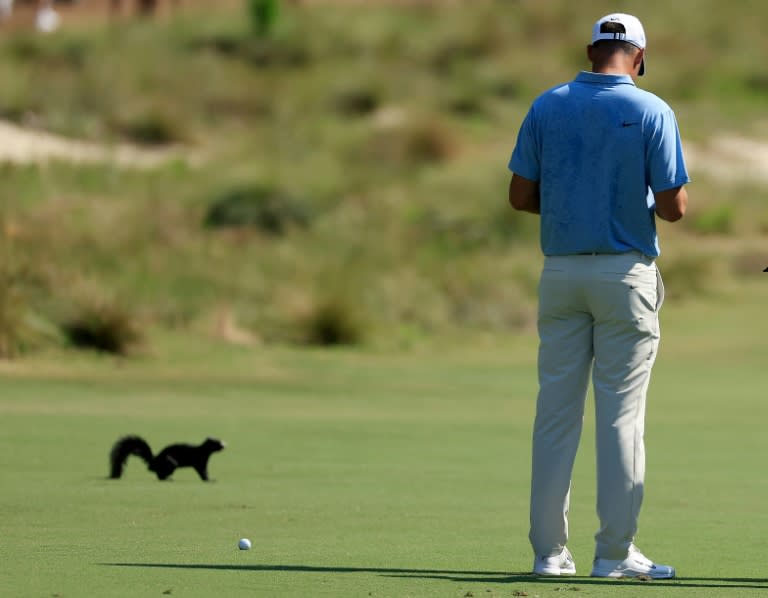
left=203, top=438, right=226, bottom=452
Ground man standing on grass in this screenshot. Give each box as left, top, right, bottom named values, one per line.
left=507, top=13, right=689, bottom=578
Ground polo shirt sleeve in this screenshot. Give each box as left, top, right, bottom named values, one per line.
left=645, top=109, right=691, bottom=193
left=508, top=107, right=540, bottom=181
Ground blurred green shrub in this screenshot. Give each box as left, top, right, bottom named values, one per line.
left=0, top=265, right=28, bottom=358
left=445, top=95, right=486, bottom=119
left=490, top=78, right=521, bottom=99
left=248, top=0, right=280, bottom=37
left=690, top=205, right=735, bottom=235
left=0, top=244, right=59, bottom=357
left=114, top=111, right=186, bottom=146
left=370, top=119, right=458, bottom=167
left=62, top=301, right=142, bottom=355
left=204, top=185, right=310, bottom=235
left=431, top=38, right=494, bottom=75
left=404, top=121, right=458, bottom=163
left=745, top=74, right=768, bottom=96
left=659, top=254, right=720, bottom=300
left=301, top=297, right=365, bottom=346
left=188, top=33, right=308, bottom=69
left=412, top=203, right=538, bottom=254
left=246, top=44, right=308, bottom=69
left=332, top=88, right=379, bottom=117
left=7, top=35, right=87, bottom=69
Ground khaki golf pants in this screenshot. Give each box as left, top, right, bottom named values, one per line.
left=529, top=252, right=664, bottom=560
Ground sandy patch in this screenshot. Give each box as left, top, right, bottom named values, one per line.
left=684, top=136, right=768, bottom=184
left=0, top=119, right=186, bottom=168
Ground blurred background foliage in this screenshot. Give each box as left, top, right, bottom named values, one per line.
left=0, top=0, right=766, bottom=356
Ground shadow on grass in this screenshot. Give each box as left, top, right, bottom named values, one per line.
left=99, top=563, right=768, bottom=590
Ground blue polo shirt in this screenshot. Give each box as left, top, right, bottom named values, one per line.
left=509, top=71, right=690, bottom=257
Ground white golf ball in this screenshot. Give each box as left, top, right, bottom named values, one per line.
left=238, top=538, right=251, bottom=550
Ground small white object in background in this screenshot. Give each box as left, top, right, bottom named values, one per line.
left=35, top=1, right=60, bottom=33
left=0, top=0, right=14, bottom=22
left=238, top=538, right=251, bottom=551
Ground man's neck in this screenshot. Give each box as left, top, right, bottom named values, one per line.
left=591, top=63, right=636, bottom=81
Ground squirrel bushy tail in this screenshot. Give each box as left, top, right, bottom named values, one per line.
left=109, top=435, right=154, bottom=478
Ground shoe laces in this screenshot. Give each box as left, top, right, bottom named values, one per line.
left=628, top=546, right=654, bottom=568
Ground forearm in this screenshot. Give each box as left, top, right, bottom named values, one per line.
left=654, top=186, right=688, bottom=222
left=508, top=175, right=541, bottom=214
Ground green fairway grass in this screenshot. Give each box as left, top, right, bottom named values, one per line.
left=2, top=282, right=767, bottom=597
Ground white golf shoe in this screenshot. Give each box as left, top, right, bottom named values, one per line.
left=533, top=547, right=576, bottom=576
left=590, top=545, right=675, bottom=579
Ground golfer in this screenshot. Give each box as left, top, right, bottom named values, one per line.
left=508, top=13, right=689, bottom=578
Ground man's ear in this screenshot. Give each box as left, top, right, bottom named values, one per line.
left=634, top=48, right=645, bottom=72
left=586, top=44, right=595, bottom=62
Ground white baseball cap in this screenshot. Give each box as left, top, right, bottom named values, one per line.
left=591, top=13, right=646, bottom=76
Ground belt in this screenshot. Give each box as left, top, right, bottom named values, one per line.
left=570, top=251, right=655, bottom=263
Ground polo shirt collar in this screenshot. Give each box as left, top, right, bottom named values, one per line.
left=575, top=71, right=636, bottom=86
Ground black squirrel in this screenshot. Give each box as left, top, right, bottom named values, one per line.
left=109, top=435, right=225, bottom=481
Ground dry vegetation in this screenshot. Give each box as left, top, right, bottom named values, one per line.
left=0, top=0, right=766, bottom=357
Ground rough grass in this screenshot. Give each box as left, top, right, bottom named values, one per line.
left=0, top=1, right=766, bottom=353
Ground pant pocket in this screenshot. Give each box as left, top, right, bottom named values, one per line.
left=655, top=267, right=665, bottom=312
